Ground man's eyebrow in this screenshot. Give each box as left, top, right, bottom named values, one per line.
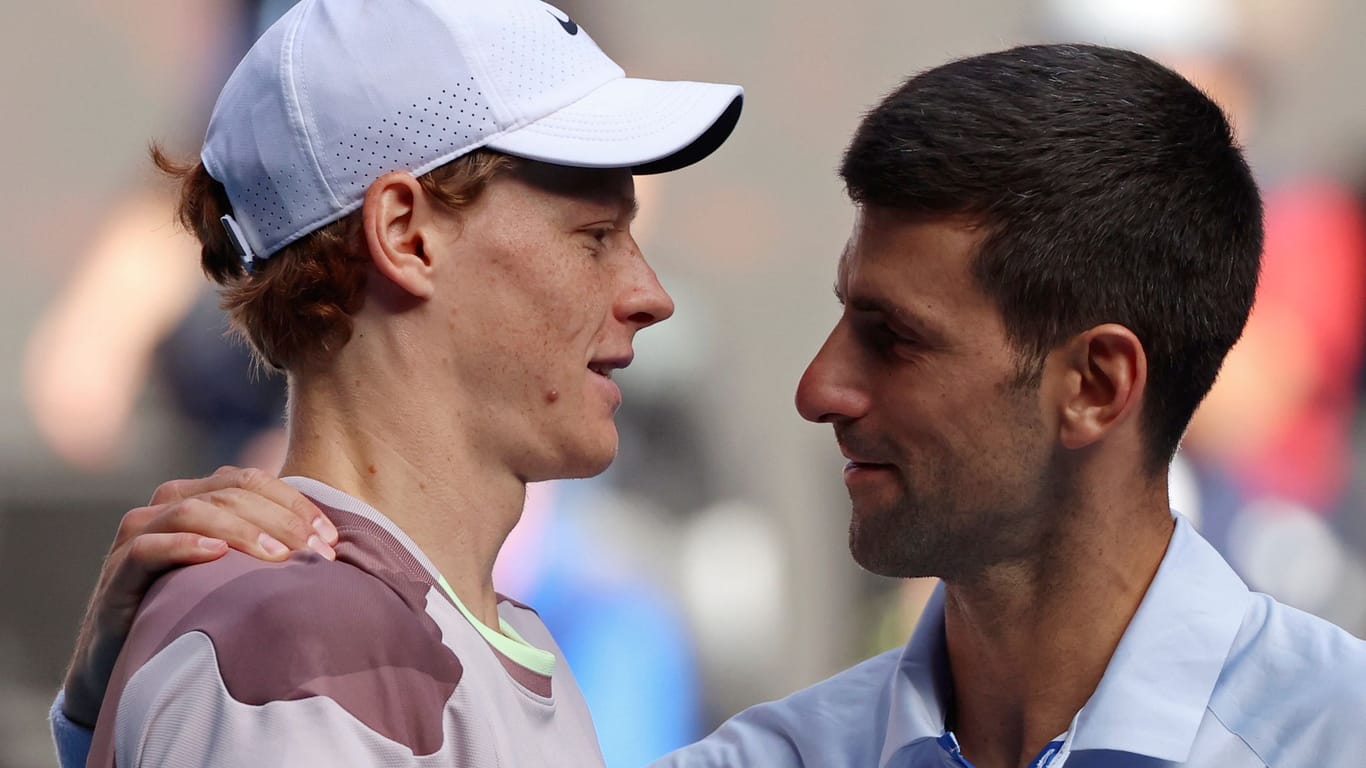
left=845, top=294, right=942, bottom=337
left=573, top=193, right=635, bottom=226
left=591, top=191, right=636, bottom=222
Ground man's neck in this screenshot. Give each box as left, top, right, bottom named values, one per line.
left=941, top=488, right=1174, bottom=768
left=279, top=369, right=525, bottom=631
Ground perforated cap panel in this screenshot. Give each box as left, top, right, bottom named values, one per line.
left=201, top=0, right=741, bottom=262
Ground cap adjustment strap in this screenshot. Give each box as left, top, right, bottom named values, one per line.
left=220, top=214, right=257, bottom=271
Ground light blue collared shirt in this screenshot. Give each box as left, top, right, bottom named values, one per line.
left=653, top=515, right=1366, bottom=767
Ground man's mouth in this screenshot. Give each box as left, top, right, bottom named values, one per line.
left=836, top=433, right=897, bottom=477
left=844, top=460, right=893, bottom=470
left=588, top=354, right=633, bottom=379
left=836, top=436, right=891, bottom=468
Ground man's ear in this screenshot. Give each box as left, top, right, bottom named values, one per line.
left=1051, top=323, right=1147, bottom=451
left=362, top=171, right=438, bottom=300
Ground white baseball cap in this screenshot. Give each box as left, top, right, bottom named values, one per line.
left=205, top=0, right=744, bottom=266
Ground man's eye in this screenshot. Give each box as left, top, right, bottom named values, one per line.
left=577, top=227, right=613, bottom=255
left=579, top=223, right=616, bottom=241
left=872, top=324, right=921, bottom=355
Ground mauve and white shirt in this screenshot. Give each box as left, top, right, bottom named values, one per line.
left=70, top=477, right=604, bottom=768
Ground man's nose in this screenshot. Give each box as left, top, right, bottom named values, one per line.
left=795, top=318, right=870, bottom=424
left=618, top=246, right=675, bottom=329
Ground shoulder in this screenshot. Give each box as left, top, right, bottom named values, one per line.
left=144, top=550, right=462, bottom=703
left=656, top=648, right=901, bottom=768
left=758, top=646, right=902, bottom=716
left=117, top=551, right=464, bottom=759
left=153, top=550, right=423, bottom=637
left=1207, top=592, right=1366, bottom=764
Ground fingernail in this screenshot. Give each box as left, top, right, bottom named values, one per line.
left=259, top=533, right=289, bottom=558
left=198, top=537, right=227, bottom=552
left=312, top=516, right=339, bottom=545
left=307, top=534, right=337, bottom=561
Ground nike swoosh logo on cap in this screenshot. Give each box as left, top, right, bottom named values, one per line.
left=545, top=8, right=578, bottom=35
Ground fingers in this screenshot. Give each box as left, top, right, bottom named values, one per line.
left=62, top=472, right=337, bottom=730
left=110, top=504, right=163, bottom=552
left=142, top=492, right=337, bottom=562
left=89, top=532, right=228, bottom=629
left=148, top=465, right=257, bottom=505
left=115, top=532, right=229, bottom=596
left=147, top=465, right=338, bottom=547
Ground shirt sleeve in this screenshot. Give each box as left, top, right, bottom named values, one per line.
left=50, top=690, right=95, bottom=768
left=87, top=550, right=471, bottom=767
left=650, top=704, right=807, bottom=768
left=113, top=630, right=459, bottom=767
left=649, top=648, right=903, bottom=768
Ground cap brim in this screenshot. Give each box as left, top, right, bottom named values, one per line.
left=486, top=78, right=743, bottom=175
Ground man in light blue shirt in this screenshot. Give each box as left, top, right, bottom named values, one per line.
left=652, top=43, right=1365, bottom=767
left=656, top=513, right=1366, bottom=767
left=51, top=43, right=1366, bottom=768
left=652, top=43, right=1366, bottom=765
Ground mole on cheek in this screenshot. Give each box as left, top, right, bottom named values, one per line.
left=545, top=389, right=560, bottom=404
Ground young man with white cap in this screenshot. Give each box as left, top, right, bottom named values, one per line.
left=57, top=0, right=741, bottom=765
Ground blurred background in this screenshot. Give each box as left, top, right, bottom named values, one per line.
left=4, top=0, right=1366, bottom=765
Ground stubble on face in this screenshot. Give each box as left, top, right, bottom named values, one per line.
left=844, top=373, right=1071, bottom=583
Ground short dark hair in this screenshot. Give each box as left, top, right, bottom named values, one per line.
left=841, top=44, right=1263, bottom=473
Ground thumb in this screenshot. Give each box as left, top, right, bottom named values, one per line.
left=105, top=533, right=228, bottom=613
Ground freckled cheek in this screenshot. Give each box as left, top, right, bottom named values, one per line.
left=468, top=255, right=607, bottom=405
left=524, top=345, right=574, bottom=409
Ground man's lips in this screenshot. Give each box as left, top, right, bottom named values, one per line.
left=835, top=436, right=891, bottom=468
left=587, top=354, right=633, bottom=379
left=836, top=436, right=896, bottom=479
left=844, top=460, right=894, bottom=470
left=587, top=354, right=630, bottom=411
left=843, top=460, right=896, bottom=484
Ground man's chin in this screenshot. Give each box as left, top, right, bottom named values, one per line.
left=848, top=510, right=943, bottom=579
left=850, top=544, right=924, bottom=578
left=559, top=449, right=616, bottom=480
left=850, top=519, right=908, bottom=577
left=526, top=437, right=618, bottom=482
